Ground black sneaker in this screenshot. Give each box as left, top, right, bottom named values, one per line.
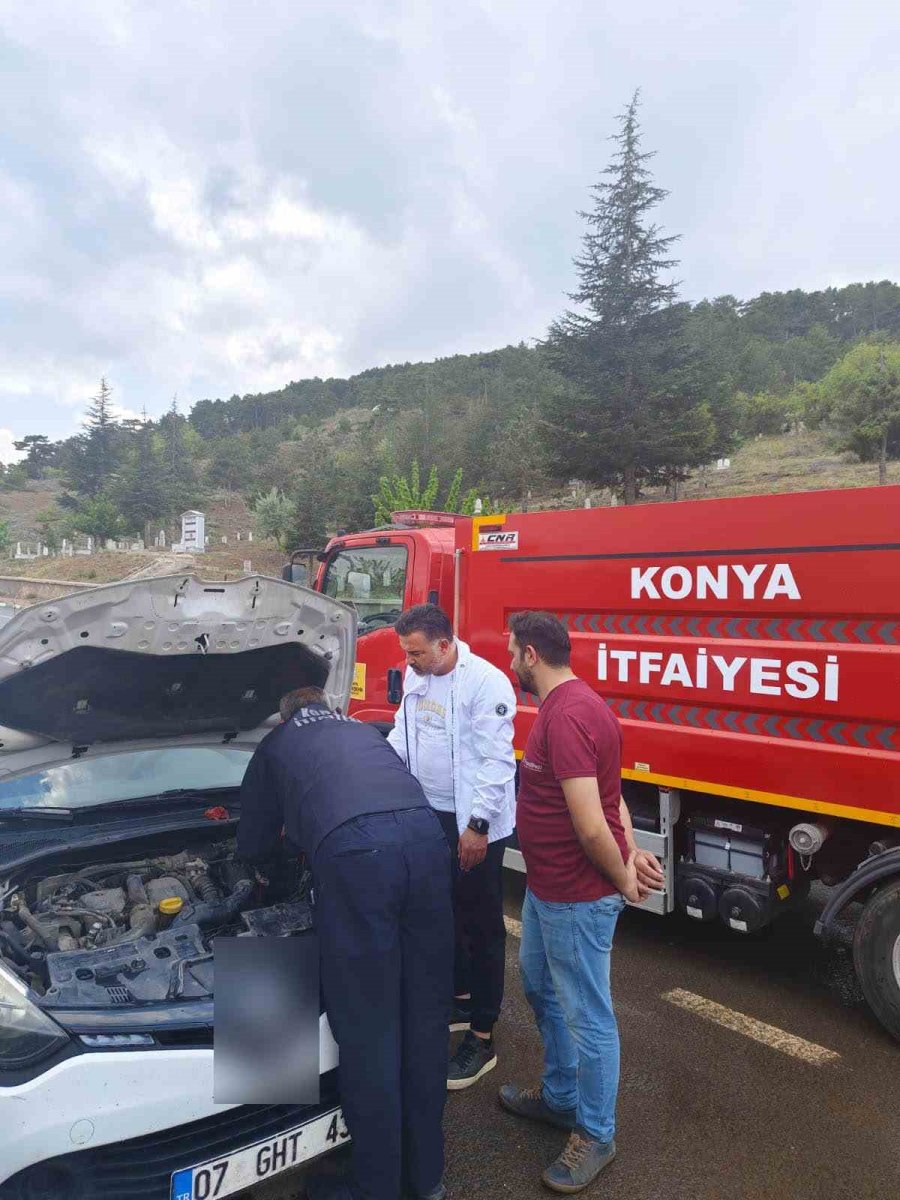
left=449, top=1002, right=471, bottom=1033
left=404, top=1187, right=447, bottom=1200
left=541, top=1129, right=616, bottom=1194
left=498, top=1084, right=577, bottom=1131
left=447, top=1031, right=497, bottom=1090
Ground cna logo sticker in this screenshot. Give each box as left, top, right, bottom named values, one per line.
left=478, top=530, right=519, bottom=551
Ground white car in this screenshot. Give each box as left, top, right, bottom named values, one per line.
left=0, top=575, right=357, bottom=1200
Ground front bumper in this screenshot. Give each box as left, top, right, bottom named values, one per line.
left=1, top=1074, right=341, bottom=1200
left=0, top=1015, right=340, bottom=1196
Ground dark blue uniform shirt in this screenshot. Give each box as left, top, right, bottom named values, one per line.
left=237, top=705, right=429, bottom=865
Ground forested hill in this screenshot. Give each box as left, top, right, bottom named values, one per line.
left=190, top=282, right=900, bottom=438
left=3, top=279, right=899, bottom=556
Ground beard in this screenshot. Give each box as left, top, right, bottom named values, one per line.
left=513, top=662, right=537, bottom=694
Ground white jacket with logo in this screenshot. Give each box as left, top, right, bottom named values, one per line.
left=387, top=639, right=517, bottom=843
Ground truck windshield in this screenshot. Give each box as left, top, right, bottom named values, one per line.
left=322, top=545, right=408, bottom=634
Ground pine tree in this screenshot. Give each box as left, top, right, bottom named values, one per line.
left=12, top=435, right=54, bottom=480
left=158, top=397, right=200, bottom=516
left=112, top=421, right=168, bottom=536
left=542, top=92, right=713, bottom=503
left=63, top=378, right=121, bottom=498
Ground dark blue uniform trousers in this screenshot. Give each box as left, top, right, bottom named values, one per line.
left=314, top=808, right=453, bottom=1200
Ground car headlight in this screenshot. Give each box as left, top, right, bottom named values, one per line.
left=0, top=963, right=69, bottom=1069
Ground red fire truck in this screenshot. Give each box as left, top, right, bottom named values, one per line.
left=284, top=486, right=900, bottom=1040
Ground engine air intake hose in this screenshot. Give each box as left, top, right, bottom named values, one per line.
left=172, top=878, right=254, bottom=929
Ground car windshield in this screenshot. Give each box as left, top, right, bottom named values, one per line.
left=0, top=747, right=253, bottom=811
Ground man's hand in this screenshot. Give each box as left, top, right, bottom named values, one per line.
left=458, top=828, right=489, bottom=872
left=620, top=849, right=642, bottom=904
left=634, top=849, right=664, bottom=899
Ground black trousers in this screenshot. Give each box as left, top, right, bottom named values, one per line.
left=315, top=809, right=453, bottom=1200
left=435, top=809, right=509, bottom=1036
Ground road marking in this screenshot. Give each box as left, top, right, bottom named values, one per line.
left=662, top=988, right=840, bottom=1066
left=504, top=915, right=523, bottom=938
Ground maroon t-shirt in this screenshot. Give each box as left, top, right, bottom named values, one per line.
left=517, top=678, right=627, bottom=903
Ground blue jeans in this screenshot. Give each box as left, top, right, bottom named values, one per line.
left=519, top=888, right=626, bottom=1143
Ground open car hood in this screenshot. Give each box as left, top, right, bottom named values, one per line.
left=0, top=574, right=356, bottom=781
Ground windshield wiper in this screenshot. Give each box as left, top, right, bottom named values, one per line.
left=85, top=789, right=231, bottom=813
left=0, top=790, right=233, bottom=822
left=0, top=806, right=75, bottom=822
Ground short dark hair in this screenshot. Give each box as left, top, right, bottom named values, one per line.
left=280, top=686, right=329, bottom=720
left=394, top=603, right=453, bottom=642
left=509, top=611, right=571, bottom=668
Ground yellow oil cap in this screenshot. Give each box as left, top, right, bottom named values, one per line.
left=159, top=897, right=184, bottom=916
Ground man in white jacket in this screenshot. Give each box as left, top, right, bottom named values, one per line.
left=388, top=603, right=517, bottom=1089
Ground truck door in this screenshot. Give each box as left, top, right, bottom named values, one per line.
left=320, top=538, right=414, bottom=726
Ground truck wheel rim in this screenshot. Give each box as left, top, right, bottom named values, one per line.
left=894, top=934, right=900, bottom=990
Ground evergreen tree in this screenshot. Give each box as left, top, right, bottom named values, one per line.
left=206, top=436, right=256, bottom=491
left=63, top=378, right=121, bottom=498
left=542, top=92, right=713, bottom=503
left=12, top=435, right=55, bottom=480
left=112, top=421, right=168, bottom=536
left=158, top=397, right=200, bottom=514
left=253, top=487, right=295, bottom=549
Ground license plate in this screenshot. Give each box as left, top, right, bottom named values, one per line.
left=171, top=1107, right=350, bottom=1200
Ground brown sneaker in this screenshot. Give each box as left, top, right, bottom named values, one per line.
left=541, top=1129, right=616, bottom=1194
left=498, top=1084, right=577, bottom=1131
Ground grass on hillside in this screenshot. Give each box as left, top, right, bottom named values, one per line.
left=0, top=551, right=149, bottom=582
left=671, top=430, right=899, bottom=502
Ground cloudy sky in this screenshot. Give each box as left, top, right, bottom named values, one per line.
left=0, top=0, right=897, bottom=457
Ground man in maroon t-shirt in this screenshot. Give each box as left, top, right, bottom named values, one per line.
left=498, top=612, right=663, bottom=1195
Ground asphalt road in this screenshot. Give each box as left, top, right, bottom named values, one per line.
left=248, top=876, right=900, bottom=1200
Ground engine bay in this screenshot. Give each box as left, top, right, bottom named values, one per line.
left=0, top=838, right=313, bottom=1008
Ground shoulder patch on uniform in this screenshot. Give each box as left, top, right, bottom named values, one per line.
left=495, top=703, right=508, bottom=716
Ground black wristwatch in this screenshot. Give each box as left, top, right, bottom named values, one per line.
left=467, top=817, right=490, bottom=836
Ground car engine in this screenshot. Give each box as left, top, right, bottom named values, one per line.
left=0, top=840, right=313, bottom=1008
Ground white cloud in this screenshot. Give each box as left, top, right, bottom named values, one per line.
left=0, top=429, right=26, bottom=465
left=0, top=0, right=898, bottom=439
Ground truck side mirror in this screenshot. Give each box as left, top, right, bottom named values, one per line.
left=282, top=562, right=309, bottom=586
left=387, top=669, right=403, bottom=706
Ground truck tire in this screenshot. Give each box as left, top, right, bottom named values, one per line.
left=852, top=878, right=900, bottom=1042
